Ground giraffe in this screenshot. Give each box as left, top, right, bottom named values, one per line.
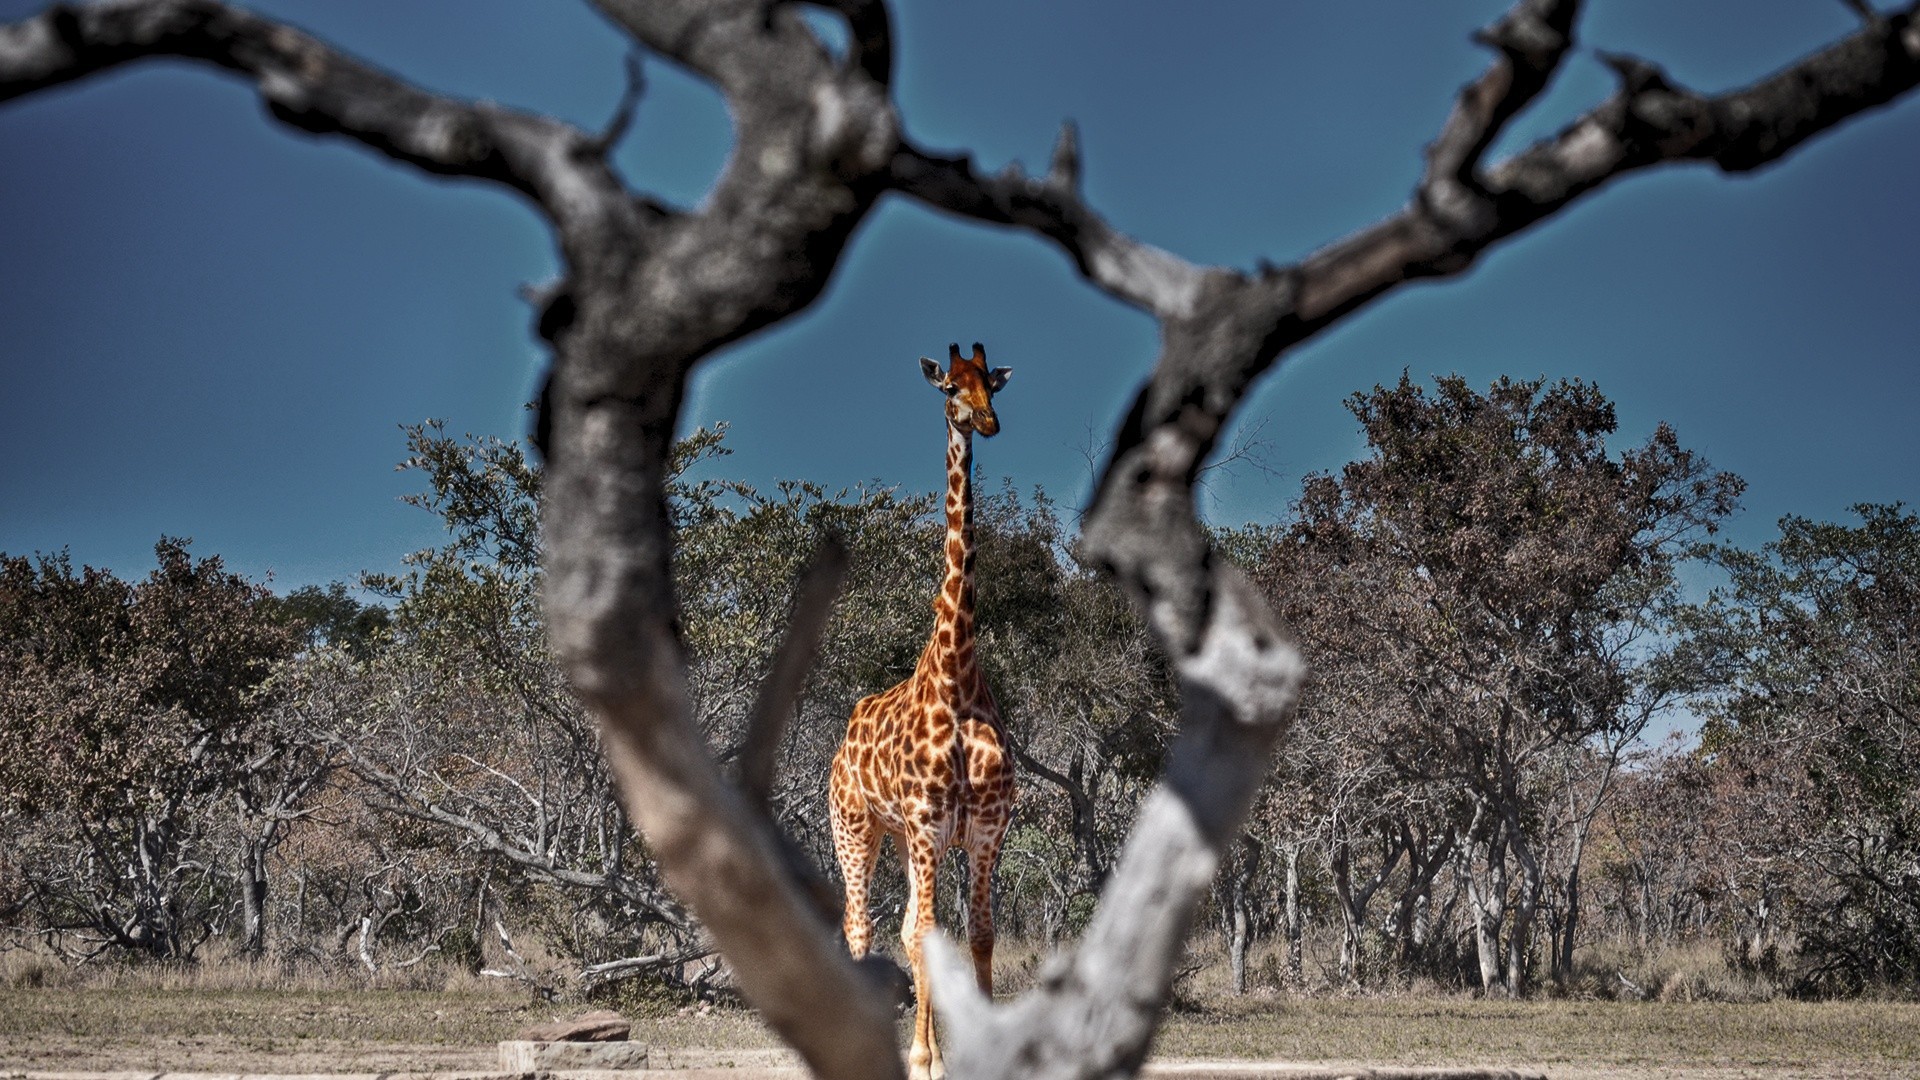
left=830, top=342, right=1017, bottom=1080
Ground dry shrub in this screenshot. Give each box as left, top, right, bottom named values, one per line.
left=1153, top=934, right=1796, bottom=1005
left=1567, top=940, right=1781, bottom=1003
left=0, top=950, right=66, bottom=990
left=986, top=938, right=1049, bottom=997
left=0, top=939, right=504, bottom=996
left=1652, top=951, right=1779, bottom=1004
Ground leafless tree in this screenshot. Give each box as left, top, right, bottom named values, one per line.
left=6, top=0, right=1919, bottom=1075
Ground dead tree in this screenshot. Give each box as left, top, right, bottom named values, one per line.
left=5, top=1, right=1918, bottom=1077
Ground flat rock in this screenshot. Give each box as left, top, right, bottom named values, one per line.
left=498, top=1040, right=650, bottom=1072
left=512, top=1009, right=631, bottom=1043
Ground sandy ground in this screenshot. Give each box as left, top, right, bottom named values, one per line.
left=5, top=994, right=1916, bottom=1080
left=1, top=1067, right=1912, bottom=1079
left=0, top=1042, right=808, bottom=1076
left=6, top=1043, right=1919, bottom=1080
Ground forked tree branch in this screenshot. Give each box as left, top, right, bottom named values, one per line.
left=4, top=2, right=1919, bottom=1079
left=0, top=3, right=904, bottom=1077
left=1420, top=0, right=1580, bottom=241
left=905, top=3, right=1920, bottom=1076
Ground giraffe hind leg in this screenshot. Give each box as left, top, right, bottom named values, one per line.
left=965, top=830, right=1005, bottom=995
left=829, top=794, right=880, bottom=959
left=901, top=829, right=945, bottom=1080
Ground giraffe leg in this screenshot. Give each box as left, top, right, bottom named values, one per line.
left=965, top=838, right=1001, bottom=995
left=829, top=790, right=880, bottom=959
left=901, top=831, right=944, bottom=1080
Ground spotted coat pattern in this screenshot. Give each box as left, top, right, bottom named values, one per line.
left=829, top=344, right=1015, bottom=1080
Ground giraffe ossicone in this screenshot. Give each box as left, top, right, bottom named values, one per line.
left=829, top=341, right=1016, bottom=1080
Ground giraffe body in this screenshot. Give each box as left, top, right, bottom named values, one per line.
left=830, top=343, right=1015, bottom=1080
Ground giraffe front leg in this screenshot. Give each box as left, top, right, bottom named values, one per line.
left=901, top=833, right=943, bottom=1080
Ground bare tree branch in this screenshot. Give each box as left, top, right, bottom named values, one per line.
left=800, top=0, right=894, bottom=87
left=890, top=1, right=1920, bottom=341
left=584, top=51, right=646, bottom=158
left=580, top=945, right=716, bottom=988
left=928, top=572, right=1304, bottom=1080
left=0, top=0, right=638, bottom=238
left=1297, top=2, right=1920, bottom=327
left=1421, top=0, right=1580, bottom=243
left=1841, top=0, right=1885, bottom=28
left=531, top=7, right=909, bottom=1079
left=730, top=535, right=858, bottom=925
left=741, top=536, right=850, bottom=810
left=889, top=136, right=1208, bottom=319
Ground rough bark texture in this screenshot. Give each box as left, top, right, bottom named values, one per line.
left=5, top=0, right=1920, bottom=1077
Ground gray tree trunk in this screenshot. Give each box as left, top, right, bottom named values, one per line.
left=1283, top=844, right=1303, bottom=988
left=240, top=839, right=269, bottom=958
left=1505, top=807, right=1545, bottom=995
left=1554, top=838, right=1586, bottom=985
left=1224, top=837, right=1259, bottom=994
left=1466, top=811, right=1508, bottom=994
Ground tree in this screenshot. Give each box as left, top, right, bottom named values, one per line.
left=983, top=494, right=1181, bottom=941
left=0, top=539, right=301, bottom=960
left=266, top=583, right=390, bottom=659
left=1584, top=740, right=1741, bottom=968
left=1253, top=374, right=1739, bottom=993
left=1681, top=505, right=1920, bottom=994
left=4, top=1, right=1917, bottom=1075
left=309, top=421, right=965, bottom=990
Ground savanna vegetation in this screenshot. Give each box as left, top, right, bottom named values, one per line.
left=4, top=374, right=1914, bottom=1017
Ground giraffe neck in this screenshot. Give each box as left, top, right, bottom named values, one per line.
left=925, top=419, right=976, bottom=684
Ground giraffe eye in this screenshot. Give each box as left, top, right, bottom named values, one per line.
left=943, top=384, right=959, bottom=397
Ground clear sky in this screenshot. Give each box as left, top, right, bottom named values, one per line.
left=2, top=1, right=1916, bottom=594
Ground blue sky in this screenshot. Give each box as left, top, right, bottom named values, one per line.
left=2, top=0, right=1916, bottom=594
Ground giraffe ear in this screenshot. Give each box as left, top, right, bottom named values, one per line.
left=920, top=356, right=944, bottom=388
left=987, top=366, right=1012, bottom=392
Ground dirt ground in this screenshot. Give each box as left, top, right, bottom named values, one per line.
left=1, top=1046, right=1913, bottom=1080
left=3, top=987, right=1917, bottom=1079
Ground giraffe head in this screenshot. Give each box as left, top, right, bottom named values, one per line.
left=920, top=342, right=1012, bottom=437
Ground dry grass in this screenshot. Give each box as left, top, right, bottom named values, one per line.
left=1598, top=940, right=1782, bottom=1003
left=0, top=949, right=490, bottom=995
left=0, top=947, right=544, bottom=1071
left=0, top=983, right=530, bottom=1072
left=2, top=948, right=1918, bottom=1077
left=0, top=946, right=797, bottom=1072
left=1153, top=995, right=1920, bottom=1076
